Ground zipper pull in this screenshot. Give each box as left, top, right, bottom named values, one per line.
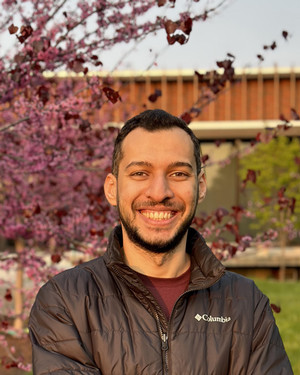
left=161, top=333, right=168, bottom=351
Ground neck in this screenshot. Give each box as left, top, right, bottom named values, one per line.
left=121, top=230, right=190, bottom=278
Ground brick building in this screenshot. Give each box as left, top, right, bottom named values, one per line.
left=51, top=66, right=300, bottom=132
left=69, top=66, right=299, bottom=210
left=47, top=66, right=300, bottom=232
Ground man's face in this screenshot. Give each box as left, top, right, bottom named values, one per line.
left=105, top=127, right=206, bottom=254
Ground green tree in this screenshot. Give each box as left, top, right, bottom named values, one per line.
left=239, top=136, right=300, bottom=279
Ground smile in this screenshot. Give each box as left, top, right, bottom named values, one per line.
left=140, top=210, right=175, bottom=220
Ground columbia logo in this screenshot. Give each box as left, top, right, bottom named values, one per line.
left=195, top=313, right=231, bottom=323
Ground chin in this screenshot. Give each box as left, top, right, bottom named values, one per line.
left=130, top=231, right=185, bottom=254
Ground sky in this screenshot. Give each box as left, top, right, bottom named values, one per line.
left=101, top=0, right=300, bottom=72
left=1, top=0, right=299, bottom=72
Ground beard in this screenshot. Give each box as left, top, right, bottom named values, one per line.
left=117, top=195, right=198, bottom=254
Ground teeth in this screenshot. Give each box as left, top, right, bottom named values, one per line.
left=142, top=211, right=173, bottom=220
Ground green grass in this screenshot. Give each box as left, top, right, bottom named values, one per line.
left=252, top=278, right=300, bottom=374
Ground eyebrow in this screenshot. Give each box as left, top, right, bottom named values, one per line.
left=125, top=161, right=152, bottom=170
left=125, top=161, right=194, bottom=171
left=168, top=161, right=194, bottom=171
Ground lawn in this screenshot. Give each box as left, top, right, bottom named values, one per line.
left=253, top=278, right=300, bottom=374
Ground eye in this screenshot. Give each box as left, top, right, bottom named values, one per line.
left=130, top=171, right=148, bottom=178
left=170, top=171, right=190, bottom=179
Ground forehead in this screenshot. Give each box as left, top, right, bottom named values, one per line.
left=120, top=127, right=196, bottom=169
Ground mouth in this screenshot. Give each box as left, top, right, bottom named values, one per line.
left=139, top=210, right=176, bottom=221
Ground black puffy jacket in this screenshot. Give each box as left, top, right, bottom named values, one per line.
left=29, top=226, right=293, bottom=374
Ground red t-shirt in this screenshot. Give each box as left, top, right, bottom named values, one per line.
left=137, top=267, right=191, bottom=320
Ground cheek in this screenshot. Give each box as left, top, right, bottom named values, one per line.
left=185, top=188, right=199, bottom=210
left=117, top=181, right=132, bottom=198
left=117, top=183, right=138, bottom=210
left=119, top=180, right=147, bottom=200
left=182, top=184, right=198, bottom=202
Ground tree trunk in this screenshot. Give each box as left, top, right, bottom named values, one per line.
left=14, top=238, right=24, bottom=331
left=279, top=211, right=287, bottom=281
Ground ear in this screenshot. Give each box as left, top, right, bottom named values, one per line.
left=104, top=173, right=117, bottom=206
left=198, top=172, right=207, bottom=204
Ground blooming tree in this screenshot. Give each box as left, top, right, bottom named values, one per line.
left=0, top=0, right=236, bottom=370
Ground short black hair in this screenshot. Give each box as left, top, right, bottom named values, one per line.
left=112, top=109, right=202, bottom=176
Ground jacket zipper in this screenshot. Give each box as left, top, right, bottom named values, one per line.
left=161, top=333, right=169, bottom=374
left=154, top=310, right=169, bottom=375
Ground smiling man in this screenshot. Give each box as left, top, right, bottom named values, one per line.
left=29, top=109, right=293, bottom=374
left=104, top=124, right=205, bottom=278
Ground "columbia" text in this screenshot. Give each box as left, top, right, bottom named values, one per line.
left=195, top=314, right=231, bottom=323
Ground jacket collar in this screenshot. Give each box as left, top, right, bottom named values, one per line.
left=103, top=225, right=225, bottom=289
left=186, top=227, right=225, bottom=290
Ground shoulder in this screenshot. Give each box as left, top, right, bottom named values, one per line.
left=221, top=270, right=259, bottom=288
left=222, top=270, right=256, bottom=286
left=212, top=272, right=274, bottom=334
left=36, top=256, right=109, bottom=304
left=216, top=271, right=266, bottom=306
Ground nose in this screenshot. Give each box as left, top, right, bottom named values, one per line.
left=145, top=174, right=174, bottom=203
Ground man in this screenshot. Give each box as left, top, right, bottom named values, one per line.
left=29, top=109, right=293, bottom=374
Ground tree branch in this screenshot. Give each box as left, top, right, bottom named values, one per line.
left=0, top=117, right=29, bottom=132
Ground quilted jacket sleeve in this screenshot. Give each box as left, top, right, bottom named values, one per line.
left=29, top=279, right=101, bottom=375
left=247, top=287, right=293, bottom=374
